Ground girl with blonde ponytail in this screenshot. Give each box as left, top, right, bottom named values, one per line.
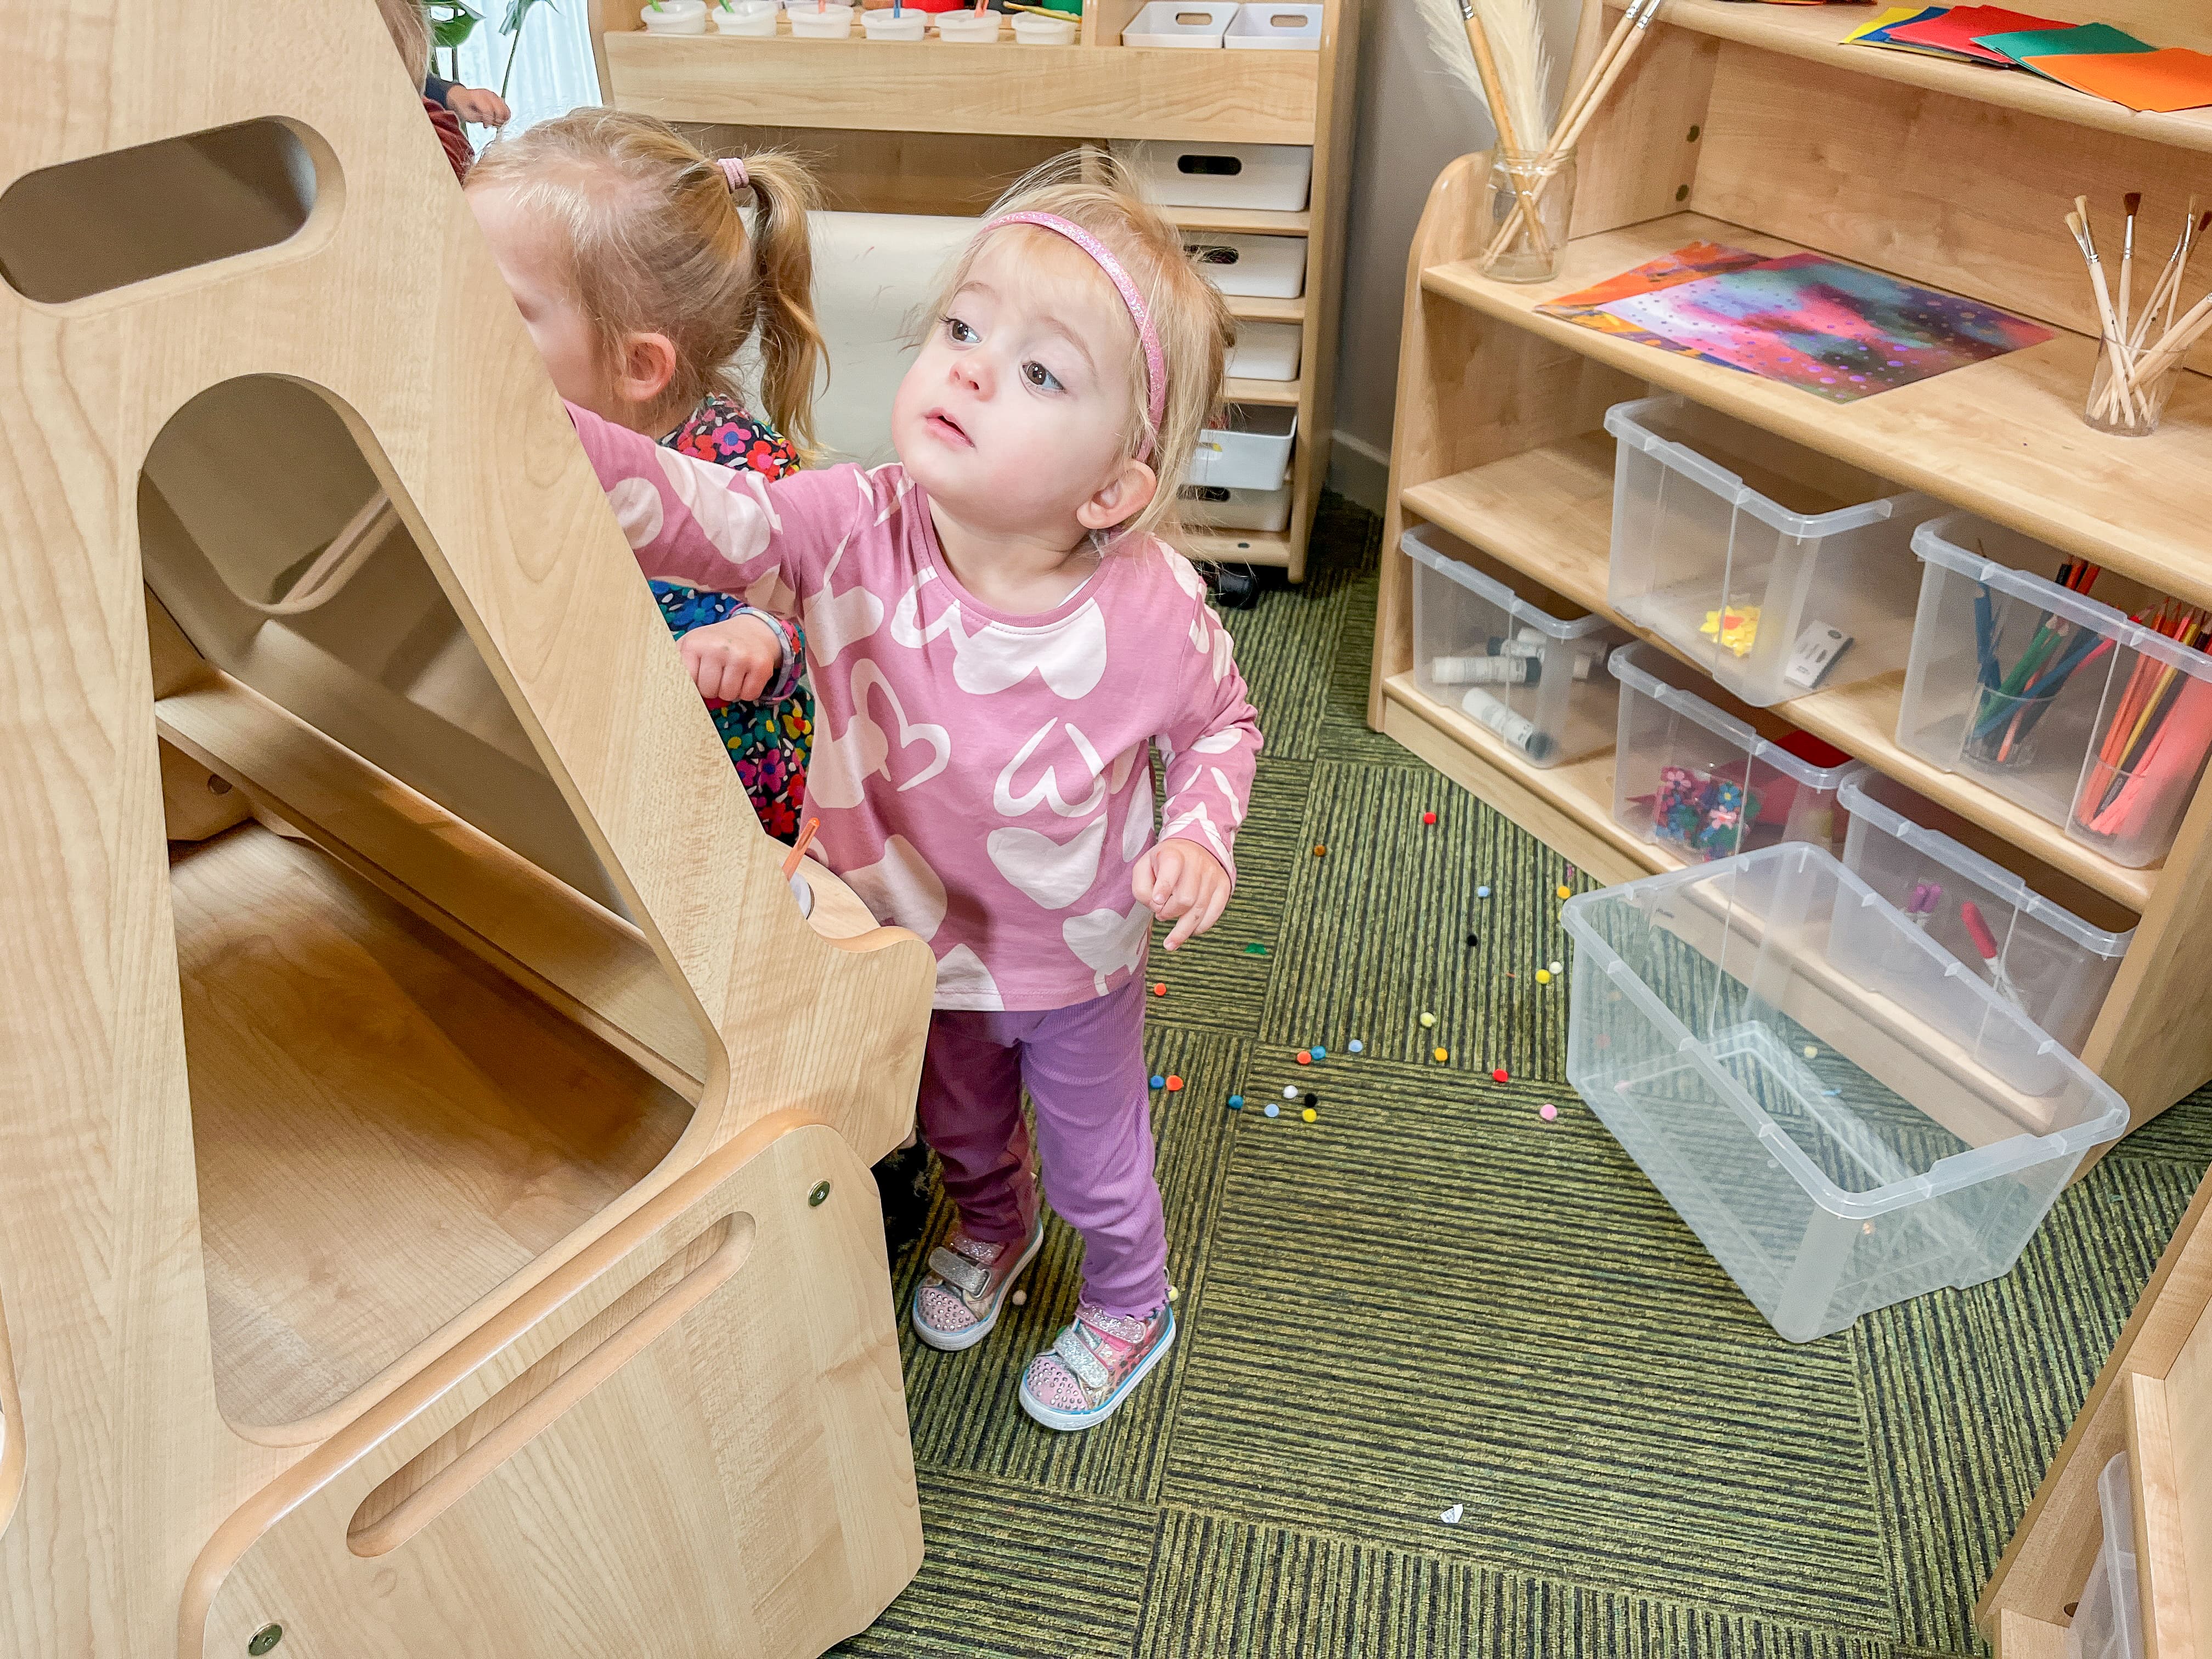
left=466, top=109, right=826, bottom=841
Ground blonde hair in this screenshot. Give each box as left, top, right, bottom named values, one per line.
left=929, top=153, right=1234, bottom=550
left=466, top=110, right=825, bottom=454
left=377, top=0, right=432, bottom=81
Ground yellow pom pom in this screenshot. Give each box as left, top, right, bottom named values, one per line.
left=1432, top=1046, right=1449, bottom=1062
left=1535, top=968, right=1552, bottom=985
left=1556, top=884, right=1573, bottom=901
left=1301, top=1107, right=1317, bottom=1123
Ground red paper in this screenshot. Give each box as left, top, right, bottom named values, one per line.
left=1884, top=5, right=2066, bottom=63
left=2025, top=47, right=2212, bottom=113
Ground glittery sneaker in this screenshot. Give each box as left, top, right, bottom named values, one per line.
left=1018, top=1301, right=1176, bottom=1432
left=910, top=1221, right=1043, bottom=1352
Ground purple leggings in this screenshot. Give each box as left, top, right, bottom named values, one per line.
left=917, top=978, right=1168, bottom=1318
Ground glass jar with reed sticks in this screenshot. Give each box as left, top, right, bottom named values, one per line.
left=1476, top=148, right=1576, bottom=284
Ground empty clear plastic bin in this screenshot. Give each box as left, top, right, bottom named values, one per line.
left=1561, top=845, right=2126, bottom=1341
left=1837, top=767, right=2131, bottom=1059
left=2068, top=1453, right=2145, bottom=1659
left=1404, top=524, right=1624, bottom=769
left=1606, top=394, right=1938, bottom=706
left=1898, top=513, right=2212, bottom=870
left=1611, top=642, right=1854, bottom=863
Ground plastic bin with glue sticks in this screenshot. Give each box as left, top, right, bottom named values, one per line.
left=1897, top=513, right=2212, bottom=870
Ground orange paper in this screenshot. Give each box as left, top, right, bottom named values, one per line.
left=2023, top=47, right=2212, bottom=113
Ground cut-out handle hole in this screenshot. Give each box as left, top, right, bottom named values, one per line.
left=1178, top=155, right=1244, bottom=178
left=0, top=120, right=319, bottom=304
left=1192, top=245, right=1241, bottom=267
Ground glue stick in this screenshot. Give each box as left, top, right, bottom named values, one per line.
left=1461, top=689, right=1558, bottom=763
left=1431, top=653, right=1540, bottom=687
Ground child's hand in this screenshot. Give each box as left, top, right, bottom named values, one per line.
left=445, top=86, right=511, bottom=127
left=1131, top=840, right=1231, bottom=952
left=680, top=614, right=783, bottom=704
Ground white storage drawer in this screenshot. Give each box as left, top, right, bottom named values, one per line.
left=1181, top=482, right=1291, bottom=533
left=1187, top=405, right=1295, bottom=491
left=1120, top=1, right=1233, bottom=46
left=1184, top=232, right=1306, bottom=298
left=1110, top=139, right=1313, bottom=211
left=1225, top=2, right=1323, bottom=48
left=1226, top=320, right=1300, bottom=381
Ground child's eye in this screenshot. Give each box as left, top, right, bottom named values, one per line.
left=1023, top=360, right=1064, bottom=392
left=942, top=314, right=979, bottom=346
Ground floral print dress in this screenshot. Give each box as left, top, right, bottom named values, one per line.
left=653, top=393, right=812, bottom=842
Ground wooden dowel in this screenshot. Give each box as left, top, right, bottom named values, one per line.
left=1458, top=0, right=1555, bottom=259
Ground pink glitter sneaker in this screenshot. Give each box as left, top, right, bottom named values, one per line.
left=910, top=1221, right=1043, bottom=1353
left=1018, top=1300, right=1176, bottom=1431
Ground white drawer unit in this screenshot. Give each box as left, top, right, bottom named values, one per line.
left=1183, top=230, right=1306, bottom=297
left=1110, top=139, right=1313, bottom=211
left=1186, top=405, right=1296, bottom=492
left=1225, top=2, right=1323, bottom=48
left=1227, top=320, right=1301, bottom=381
left=1119, top=1, right=1234, bottom=46
left=1180, top=481, right=1293, bottom=532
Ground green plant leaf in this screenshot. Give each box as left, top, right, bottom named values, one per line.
left=496, top=0, right=555, bottom=37
left=428, top=0, right=483, bottom=49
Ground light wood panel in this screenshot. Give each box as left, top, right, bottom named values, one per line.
left=602, top=32, right=1321, bottom=142
left=1225, top=375, right=1304, bottom=408
left=1164, top=204, right=1312, bottom=235
left=672, top=123, right=1066, bottom=216
left=1188, top=526, right=1294, bottom=569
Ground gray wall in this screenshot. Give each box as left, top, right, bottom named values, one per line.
left=1328, top=0, right=1583, bottom=512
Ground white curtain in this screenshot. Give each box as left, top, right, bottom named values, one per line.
left=441, top=1, right=603, bottom=137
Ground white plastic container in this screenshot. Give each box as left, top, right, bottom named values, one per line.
left=1187, top=405, right=1294, bottom=491
left=1109, top=139, right=1313, bottom=211
left=2068, top=1453, right=2145, bottom=1659
left=1606, top=394, right=1939, bottom=707
left=790, top=3, right=856, bottom=34
left=1181, top=482, right=1291, bottom=533
left=1120, top=0, right=1234, bottom=45
left=1836, top=767, right=2131, bottom=1060
left=1184, top=232, right=1306, bottom=298
left=1226, top=320, right=1300, bottom=381
left=933, top=6, right=1002, bottom=38
left=1611, top=642, right=1855, bottom=864
left=641, top=0, right=709, bottom=30
left=1009, top=9, right=1075, bottom=41
left=1406, top=524, right=1624, bottom=769
left=1898, top=514, right=2212, bottom=870
left=862, top=8, right=927, bottom=36
left=1225, top=1, right=1322, bottom=47
left=1562, top=844, right=2129, bottom=1342
left=713, top=0, right=778, bottom=31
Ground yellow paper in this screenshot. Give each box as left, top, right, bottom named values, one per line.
left=1700, top=606, right=1760, bottom=657
left=1844, top=5, right=1923, bottom=43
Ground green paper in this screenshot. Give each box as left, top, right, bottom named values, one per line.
left=1974, top=22, right=2153, bottom=78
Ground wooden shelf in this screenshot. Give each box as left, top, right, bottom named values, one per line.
left=1400, top=430, right=2159, bottom=912
left=1657, top=0, right=2212, bottom=157
left=1188, top=525, right=1293, bottom=567
left=1224, top=375, right=1301, bottom=407
left=1164, top=204, right=1311, bottom=235
left=1423, top=212, right=2212, bottom=616
left=1227, top=294, right=1305, bottom=325
left=601, top=30, right=1318, bottom=141
left=175, top=823, right=691, bottom=1432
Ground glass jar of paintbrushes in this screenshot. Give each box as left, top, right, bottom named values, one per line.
left=1898, top=514, right=2212, bottom=870
left=2067, top=193, right=2211, bottom=439
left=1477, top=148, right=1577, bottom=284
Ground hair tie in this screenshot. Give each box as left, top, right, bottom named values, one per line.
left=978, top=210, right=1167, bottom=465
left=718, top=155, right=749, bottom=194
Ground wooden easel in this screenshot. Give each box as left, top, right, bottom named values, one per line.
left=0, top=1, right=937, bottom=1653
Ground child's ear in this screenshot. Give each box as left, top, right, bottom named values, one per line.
left=615, top=331, right=680, bottom=410
left=1076, top=456, right=1159, bottom=533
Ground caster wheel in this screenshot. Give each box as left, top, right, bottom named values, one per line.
left=1207, top=563, right=1262, bottom=610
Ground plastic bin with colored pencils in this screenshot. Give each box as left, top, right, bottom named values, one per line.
left=1898, top=514, right=2212, bottom=870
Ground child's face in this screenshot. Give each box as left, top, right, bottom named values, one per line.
left=468, top=185, right=612, bottom=417
left=892, top=230, right=1156, bottom=546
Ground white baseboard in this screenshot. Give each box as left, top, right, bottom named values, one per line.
left=1325, top=431, right=1390, bottom=517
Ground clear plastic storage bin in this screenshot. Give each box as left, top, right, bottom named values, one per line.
left=1898, top=513, right=2212, bottom=870
left=1404, top=524, right=1624, bottom=769
left=1837, top=768, right=2131, bottom=1059
left=1611, top=642, right=1855, bottom=864
left=1606, top=394, right=1938, bottom=706
left=1561, top=845, right=2129, bottom=1342
left=2068, top=1453, right=2144, bottom=1659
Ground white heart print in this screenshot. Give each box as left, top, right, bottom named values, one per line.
left=652, top=446, right=770, bottom=567
left=934, top=944, right=1003, bottom=1010
left=842, top=834, right=947, bottom=940
left=995, top=720, right=1108, bottom=820
left=988, top=816, right=1108, bottom=910
left=809, top=658, right=951, bottom=810
left=891, top=571, right=1109, bottom=700
left=1062, top=903, right=1149, bottom=997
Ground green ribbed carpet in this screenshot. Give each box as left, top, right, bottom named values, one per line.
left=834, top=495, right=2212, bottom=1659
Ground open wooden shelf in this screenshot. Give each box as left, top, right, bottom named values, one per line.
left=1400, top=431, right=2161, bottom=912
left=1658, top=0, right=2212, bottom=157
left=174, top=822, right=692, bottom=1432
left=1188, top=524, right=1293, bottom=568
left=1226, top=294, right=1305, bottom=325
left=1223, top=376, right=1302, bottom=407
left=601, top=29, right=1318, bottom=142
left=1424, top=211, right=2212, bottom=614
left=1163, top=204, right=1311, bottom=235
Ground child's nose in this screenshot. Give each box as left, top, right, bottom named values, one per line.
left=951, top=350, right=991, bottom=396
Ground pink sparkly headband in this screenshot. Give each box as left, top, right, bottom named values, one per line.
left=717, top=155, right=749, bottom=193
left=979, top=210, right=1167, bottom=463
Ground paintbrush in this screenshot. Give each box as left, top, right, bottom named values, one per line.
left=2129, top=201, right=2199, bottom=355
left=782, top=817, right=821, bottom=880
left=2119, top=191, right=2141, bottom=360
left=1418, top=0, right=1557, bottom=259
left=2070, top=203, right=2140, bottom=424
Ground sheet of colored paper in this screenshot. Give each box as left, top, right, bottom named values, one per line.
left=1973, top=22, right=2152, bottom=75
left=1596, top=253, right=2054, bottom=403
left=1884, top=5, right=2066, bottom=64
left=1535, top=242, right=1769, bottom=368
left=1850, top=5, right=1962, bottom=55
left=1845, top=4, right=1935, bottom=42
left=2024, top=47, right=2212, bottom=112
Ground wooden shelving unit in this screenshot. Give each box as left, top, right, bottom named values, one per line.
left=589, top=0, right=1361, bottom=581
left=1371, top=0, right=2212, bottom=1154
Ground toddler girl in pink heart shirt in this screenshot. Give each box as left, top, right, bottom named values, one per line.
left=569, top=156, right=1260, bottom=1432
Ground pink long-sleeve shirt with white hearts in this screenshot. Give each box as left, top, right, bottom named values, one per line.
left=571, top=405, right=1263, bottom=1012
